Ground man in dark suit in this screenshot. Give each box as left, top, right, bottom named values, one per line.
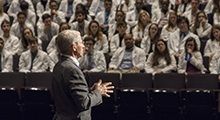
left=52, top=30, right=114, bottom=120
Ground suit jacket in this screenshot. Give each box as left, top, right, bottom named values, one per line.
left=52, top=55, right=102, bottom=120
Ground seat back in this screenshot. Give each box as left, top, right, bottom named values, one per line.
left=0, top=87, right=21, bottom=120
left=120, top=73, right=153, bottom=90
left=85, top=72, right=120, bottom=88
left=182, top=89, right=218, bottom=120
left=154, top=73, right=185, bottom=89
left=117, top=89, right=150, bottom=120
left=186, top=74, right=218, bottom=89
left=150, top=89, right=183, bottom=120
left=85, top=72, right=120, bottom=120
left=0, top=72, right=25, bottom=88
left=20, top=87, right=53, bottom=120
left=25, top=72, right=53, bottom=90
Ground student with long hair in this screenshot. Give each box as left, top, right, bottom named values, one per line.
left=84, top=20, right=109, bottom=53
left=204, top=25, right=220, bottom=61
left=145, top=39, right=176, bottom=74
left=141, top=23, right=160, bottom=57
left=178, top=37, right=206, bottom=74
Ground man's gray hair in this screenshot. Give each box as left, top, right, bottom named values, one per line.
left=56, top=30, right=82, bottom=54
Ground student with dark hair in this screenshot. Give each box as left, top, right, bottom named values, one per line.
left=19, top=36, right=53, bottom=72
left=37, top=13, right=59, bottom=51
left=141, top=23, right=160, bottom=57
left=204, top=25, right=220, bottom=61
left=84, top=20, right=109, bottom=53
left=109, top=33, right=146, bottom=73
left=79, top=36, right=106, bottom=72
left=168, top=16, right=200, bottom=58
left=47, top=22, right=71, bottom=66
left=110, top=21, right=127, bottom=55
left=71, top=10, right=89, bottom=37
left=1, top=19, right=23, bottom=55
left=0, top=37, right=13, bottom=72
left=8, top=0, right=35, bottom=21
left=42, top=0, right=66, bottom=25
left=11, top=11, right=34, bottom=41
left=19, top=0, right=36, bottom=26
left=178, top=37, right=206, bottom=74
left=145, top=39, right=176, bottom=74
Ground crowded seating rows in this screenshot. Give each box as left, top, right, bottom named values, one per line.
left=0, top=0, right=220, bottom=75
left=0, top=72, right=219, bottom=120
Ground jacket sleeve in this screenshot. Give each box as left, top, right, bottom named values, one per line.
left=145, top=53, right=154, bottom=73
left=64, top=67, right=102, bottom=112
left=161, top=55, right=177, bottom=73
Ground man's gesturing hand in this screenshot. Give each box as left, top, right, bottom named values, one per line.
left=95, top=79, right=114, bottom=97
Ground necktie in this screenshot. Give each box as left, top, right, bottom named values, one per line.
left=87, top=54, right=93, bottom=70
left=30, top=52, right=36, bottom=71
left=47, top=28, right=53, bottom=41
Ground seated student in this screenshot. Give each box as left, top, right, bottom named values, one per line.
left=108, top=33, right=146, bottom=73
left=70, top=10, right=89, bottom=37
left=0, top=37, right=13, bottom=72
left=47, top=22, right=71, bottom=65
left=37, top=13, right=59, bottom=51
left=110, top=21, right=127, bottom=55
left=19, top=36, right=53, bottom=72
left=79, top=36, right=106, bottom=72
left=1, top=19, right=23, bottom=55
left=204, top=25, right=220, bottom=61
left=84, top=20, right=109, bottom=54
left=209, top=51, right=220, bottom=74
left=145, top=39, right=176, bottom=74
left=178, top=37, right=206, bottom=74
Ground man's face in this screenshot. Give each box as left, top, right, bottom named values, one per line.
left=18, top=14, right=26, bottom=24
left=76, top=13, right=85, bottom=23
left=73, top=41, right=85, bottom=58
left=124, top=34, right=134, bottom=49
left=178, top=20, right=189, bottom=33
left=104, top=1, right=112, bottom=11
left=84, top=40, right=94, bottom=53
left=43, top=17, right=52, bottom=27
left=29, top=41, right=38, bottom=53
left=50, top=2, right=58, bottom=10
left=24, top=29, right=32, bottom=39
left=191, top=0, right=199, bottom=9
left=1, top=22, right=10, bottom=33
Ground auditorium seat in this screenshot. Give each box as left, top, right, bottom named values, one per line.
left=25, top=72, right=53, bottom=90
left=117, top=89, right=149, bottom=120
left=20, top=87, right=53, bottom=120
left=120, top=73, right=153, bottom=89
left=117, top=73, right=152, bottom=120
left=153, top=73, right=185, bottom=89
left=186, top=73, right=218, bottom=89
left=0, top=87, right=21, bottom=120
left=182, top=89, right=218, bottom=120
left=150, top=89, right=183, bottom=120
left=0, top=72, right=25, bottom=88
left=85, top=72, right=120, bottom=120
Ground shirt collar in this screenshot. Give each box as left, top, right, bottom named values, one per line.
left=62, top=54, right=80, bottom=67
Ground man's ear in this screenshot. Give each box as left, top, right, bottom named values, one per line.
left=71, top=43, right=77, bottom=51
